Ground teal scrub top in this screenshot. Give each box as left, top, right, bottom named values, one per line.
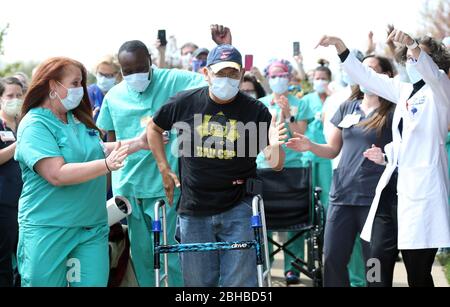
left=96, top=68, right=206, bottom=198
left=256, top=94, right=314, bottom=169
left=15, top=108, right=107, bottom=227
left=300, top=92, right=328, bottom=164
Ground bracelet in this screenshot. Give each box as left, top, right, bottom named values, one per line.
left=407, top=40, right=418, bottom=50
left=105, top=159, right=112, bottom=172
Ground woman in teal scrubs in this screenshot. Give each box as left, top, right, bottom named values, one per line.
left=15, top=57, right=149, bottom=287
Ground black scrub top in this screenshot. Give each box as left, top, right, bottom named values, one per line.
left=329, top=99, right=395, bottom=206
left=0, top=119, right=22, bottom=206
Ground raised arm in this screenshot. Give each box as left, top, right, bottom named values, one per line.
left=316, top=35, right=402, bottom=104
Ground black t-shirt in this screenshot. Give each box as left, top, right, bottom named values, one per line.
left=329, top=99, right=394, bottom=206
left=0, top=120, right=22, bottom=206
left=153, top=86, right=272, bottom=216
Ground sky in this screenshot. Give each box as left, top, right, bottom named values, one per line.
left=0, top=0, right=428, bottom=74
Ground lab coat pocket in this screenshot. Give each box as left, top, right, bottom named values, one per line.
left=397, top=166, right=438, bottom=200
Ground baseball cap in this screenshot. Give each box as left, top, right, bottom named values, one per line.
left=206, top=44, right=242, bottom=74
left=193, top=48, right=209, bottom=59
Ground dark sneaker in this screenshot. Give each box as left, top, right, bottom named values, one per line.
left=285, top=271, right=300, bottom=285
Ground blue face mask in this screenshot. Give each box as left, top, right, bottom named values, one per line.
left=56, top=81, right=84, bottom=111
left=405, top=62, right=422, bottom=84
left=123, top=63, right=153, bottom=92
left=192, top=59, right=207, bottom=72
left=210, top=77, right=240, bottom=101
left=269, top=77, right=289, bottom=94
left=96, top=74, right=116, bottom=92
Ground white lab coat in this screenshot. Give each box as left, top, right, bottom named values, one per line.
left=341, top=50, right=450, bottom=250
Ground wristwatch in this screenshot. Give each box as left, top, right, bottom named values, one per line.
left=407, top=40, right=418, bottom=50
left=285, top=116, right=295, bottom=124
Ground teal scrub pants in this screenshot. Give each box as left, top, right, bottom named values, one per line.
left=126, top=195, right=183, bottom=287
left=17, top=224, right=109, bottom=287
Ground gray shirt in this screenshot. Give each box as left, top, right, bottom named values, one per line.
left=329, top=99, right=395, bottom=206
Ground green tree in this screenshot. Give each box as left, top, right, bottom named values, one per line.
left=0, top=23, right=9, bottom=56
left=418, top=0, right=450, bottom=39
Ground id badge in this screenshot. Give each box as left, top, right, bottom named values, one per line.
left=0, top=131, right=16, bottom=142
left=338, top=114, right=361, bottom=129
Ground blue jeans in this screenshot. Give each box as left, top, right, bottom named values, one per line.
left=178, top=198, right=257, bottom=287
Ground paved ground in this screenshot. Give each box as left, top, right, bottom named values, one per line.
left=270, top=236, right=449, bottom=287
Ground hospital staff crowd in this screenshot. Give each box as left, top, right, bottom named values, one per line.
left=0, top=24, right=449, bottom=287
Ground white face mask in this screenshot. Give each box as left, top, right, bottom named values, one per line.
left=269, top=77, right=289, bottom=94
left=96, top=74, right=116, bottom=92
left=180, top=53, right=193, bottom=69
left=210, top=77, right=240, bottom=101
left=123, top=69, right=152, bottom=93
left=1, top=98, right=23, bottom=117
left=56, top=81, right=84, bottom=111
left=405, top=61, right=422, bottom=84
left=313, top=79, right=328, bottom=94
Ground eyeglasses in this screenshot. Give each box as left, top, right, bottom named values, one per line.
left=210, top=69, right=241, bottom=80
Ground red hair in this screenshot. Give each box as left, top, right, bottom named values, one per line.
left=22, top=57, right=100, bottom=133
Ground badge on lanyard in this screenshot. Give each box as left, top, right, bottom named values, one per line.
left=338, top=113, right=361, bottom=129
left=0, top=131, right=16, bottom=142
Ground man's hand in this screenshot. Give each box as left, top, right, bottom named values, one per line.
left=363, top=145, right=386, bottom=166
left=161, top=168, right=180, bottom=206
left=286, top=132, right=312, bottom=152
left=269, top=114, right=288, bottom=147
left=211, top=24, right=232, bottom=45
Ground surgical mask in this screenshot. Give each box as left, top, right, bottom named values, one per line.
left=341, top=71, right=355, bottom=87
left=56, top=81, right=84, bottom=111
left=313, top=79, right=328, bottom=94
left=210, top=77, right=240, bottom=101
left=405, top=62, right=422, bottom=84
left=360, top=86, right=375, bottom=96
left=96, top=74, right=116, bottom=92
left=181, top=53, right=193, bottom=69
left=1, top=98, right=23, bottom=117
left=269, top=77, right=289, bottom=94
left=123, top=69, right=152, bottom=93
